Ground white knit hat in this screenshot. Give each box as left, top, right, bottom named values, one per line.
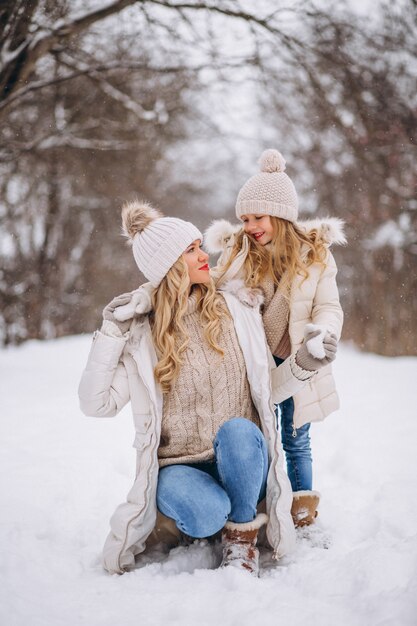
left=235, top=149, right=298, bottom=223
left=122, top=200, right=203, bottom=287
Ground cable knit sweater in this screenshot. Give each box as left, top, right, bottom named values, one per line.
left=158, top=294, right=259, bottom=466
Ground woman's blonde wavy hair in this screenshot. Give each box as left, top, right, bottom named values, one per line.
left=222, top=216, right=327, bottom=291
left=150, top=257, right=229, bottom=393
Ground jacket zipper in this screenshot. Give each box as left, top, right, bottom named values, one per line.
left=116, top=338, right=159, bottom=573
left=260, top=314, right=288, bottom=555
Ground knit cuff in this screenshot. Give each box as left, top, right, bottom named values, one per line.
left=289, top=353, right=316, bottom=381
left=100, top=320, right=128, bottom=339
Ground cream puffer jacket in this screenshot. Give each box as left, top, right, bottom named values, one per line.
left=78, top=285, right=314, bottom=574
left=205, top=217, right=346, bottom=429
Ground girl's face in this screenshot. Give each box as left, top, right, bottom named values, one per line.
left=182, top=239, right=211, bottom=285
left=241, top=214, right=274, bottom=245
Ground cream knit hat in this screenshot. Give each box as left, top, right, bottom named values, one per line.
left=235, top=149, right=298, bottom=223
left=122, top=200, right=202, bottom=287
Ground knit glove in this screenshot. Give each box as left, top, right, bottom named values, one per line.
left=295, top=330, right=338, bottom=372
left=102, top=292, right=134, bottom=335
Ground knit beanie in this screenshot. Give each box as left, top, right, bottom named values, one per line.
left=235, top=149, right=298, bottom=223
left=122, top=200, right=203, bottom=287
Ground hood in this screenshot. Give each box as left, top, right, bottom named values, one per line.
left=205, top=216, right=346, bottom=253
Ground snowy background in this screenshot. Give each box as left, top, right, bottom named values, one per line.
left=1, top=335, right=416, bottom=626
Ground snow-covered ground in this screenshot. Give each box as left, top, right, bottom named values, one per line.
left=1, top=336, right=416, bottom=626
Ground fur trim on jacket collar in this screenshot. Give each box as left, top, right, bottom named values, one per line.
left=204, top=216, right=346, bottom=254
left=204, top=219, right=242, bottom=254
left=220, top=278, right=264, bottom=309
left=297, top=217, right=347, bottom=246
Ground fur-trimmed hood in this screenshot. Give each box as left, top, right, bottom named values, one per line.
left=297, top=217, right=347, bottom=246
left=204, top=216, right=346, bottom=254
left=204, top=219, right=242, bottom=254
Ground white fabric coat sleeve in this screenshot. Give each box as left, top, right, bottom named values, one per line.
left=78, top=331, right=130, bottom=418
left=269, top=355, right=314, bottom=405
left=311, top=251, right=343, bottom=340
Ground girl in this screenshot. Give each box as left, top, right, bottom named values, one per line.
left=206, top=149, right=346, bottom=528
left=78, top=199, right=336, bottom=576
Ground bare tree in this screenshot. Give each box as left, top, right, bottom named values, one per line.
left=0, top=4, right=198, bottom=343
left=0, top=0, right=311, bottom=344
left=259, top=0, right=417, bottom=355
left=0, top=0, right=301, bottom=117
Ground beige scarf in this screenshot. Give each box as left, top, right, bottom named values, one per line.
left=260, top=274, right=291, bottom=358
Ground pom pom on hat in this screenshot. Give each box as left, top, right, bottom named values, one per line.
left=259, top=149, right=286, bottom=174
left=122, top=200, right=163, bottom=240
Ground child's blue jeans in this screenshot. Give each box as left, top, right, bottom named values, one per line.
left=156, top=417, right=268, bottom=538
left=274, top=356, right=312, bottom=492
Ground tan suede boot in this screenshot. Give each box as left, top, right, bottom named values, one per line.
left=291, top=490, right=320, bottom=527
left=220, top=513, right=268, bottom=577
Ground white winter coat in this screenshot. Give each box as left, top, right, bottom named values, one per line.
left=205, top=217, right=346, bottom=429
left=78, top=286, right=311, bottom=574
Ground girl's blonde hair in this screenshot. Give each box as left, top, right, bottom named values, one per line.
left=222, top=216, right=327, bottom=290
left=150, top=257, right=228, bottom=393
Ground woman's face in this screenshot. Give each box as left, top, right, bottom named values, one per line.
left=241, top=214, right=274, bottom=245
left=182, top=239, right=211, bottom=285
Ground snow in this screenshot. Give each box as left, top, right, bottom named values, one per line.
left=1, top=335, right=416, bottom=626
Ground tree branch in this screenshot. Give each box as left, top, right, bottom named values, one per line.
left=0, top=0, right=299, bottom=113
left=0, top=0, right=141, bottom=104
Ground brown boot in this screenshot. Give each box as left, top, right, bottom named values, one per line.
left=291, top=491, right=320, bottom=528
left=220, top=513, right=268, bottom=577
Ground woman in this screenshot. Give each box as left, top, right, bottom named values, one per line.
left=205, top=148, right=345, bottom=527
left=78, top=199, right=337, bottom=576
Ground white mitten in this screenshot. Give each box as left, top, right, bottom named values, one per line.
left=304, top=323, right=327, bottom=359
left=113, top=282, right=154, bottom=321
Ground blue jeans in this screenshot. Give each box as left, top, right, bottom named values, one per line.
left=274, top=356, right=312, bottom=492
left=156, top=417, right=268, bottom=538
